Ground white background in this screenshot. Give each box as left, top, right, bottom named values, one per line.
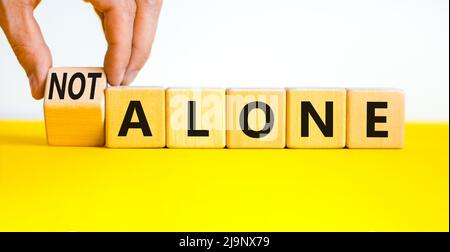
left=0, top=0, right=448, bottom=120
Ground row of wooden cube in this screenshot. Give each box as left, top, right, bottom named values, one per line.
left=44, top=67, right=405, bottom=148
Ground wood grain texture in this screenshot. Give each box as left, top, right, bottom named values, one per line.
left=226, top=89, right=286, bottom=148
left=105, top=87, right=165, bottom=148
left=346, top=89, right=405, bottom=148
left=44, top=67, right=106, bottom=146
left=287, top=88, right=346, bottom=148
left=166, top=88, right=226, bottom=148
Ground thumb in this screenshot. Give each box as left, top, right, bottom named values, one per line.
left=0, top=2, right=52, bottom=100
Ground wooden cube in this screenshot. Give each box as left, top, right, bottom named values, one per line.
left=287, top=88, right=346, bottom=148
left=226, top=89, right=286, bottom=148
left=166, top=88, right=226, bottom=148
left=105, top=87, right=165, bottom=148
left=346, top=89, right=405, bottom=148
left=44, top=67, right=106, bottom=146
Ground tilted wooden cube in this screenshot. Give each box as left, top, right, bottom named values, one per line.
left=226, top=89, right=286, bottom=148
left=346, top=89, right=405, bottom=148
left=105, top=87, right=165, bottom=148
left=44, top=67, right=106, bottom=146
left=287, top=88, right=346, bottom=148
left=166, top=88, right=226, bottom=148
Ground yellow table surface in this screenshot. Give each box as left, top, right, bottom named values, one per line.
left=0, top=121, right=448, bottom=231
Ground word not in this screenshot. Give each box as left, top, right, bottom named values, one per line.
left=44, top=67, right=405, bottom=148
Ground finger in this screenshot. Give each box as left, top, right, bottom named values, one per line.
left=89, top=0, right=136, bottom=86
left=85, top=0, right=104, bottom=29
left=94, top=9, right=105, bottom=31
left=122, top=0, right=163, bottom=85
left=0, top=2, right=52, bottom=99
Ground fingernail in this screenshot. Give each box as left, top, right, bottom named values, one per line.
left=122, top=70, right=139, bottom=85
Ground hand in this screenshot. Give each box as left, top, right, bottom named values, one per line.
left=0, top=0, right=163, bottom=99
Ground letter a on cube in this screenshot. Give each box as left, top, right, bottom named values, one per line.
left=105, top=87, right=165, bottom=148
left=44, top=67, right=106, bottom=146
